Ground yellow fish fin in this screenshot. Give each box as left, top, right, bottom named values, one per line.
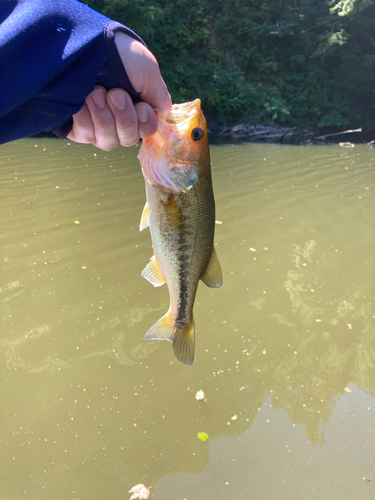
left=144, top=313, right=195, bottom=365
left=139, top=201, right=149, bottom=231
left=141, top=255, right=165, bottom=287
left=200, top=248, right=223, bottom=288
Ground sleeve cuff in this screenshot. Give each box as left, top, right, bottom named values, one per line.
left=103, top=21, right=145, bottom=102
left=53, top=21, right=145, bottom=139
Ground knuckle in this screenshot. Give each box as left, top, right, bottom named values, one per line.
left=74, top=130, right=95, bottom=144
left=118, top=115, right=138, bottom=131
left=120, top=136, right=140, bottom=147
left=103, top=143, right=119, bottom=152
left=95, top=138, right=119, bottom=151
left=116, top=118, right=139, bottom=147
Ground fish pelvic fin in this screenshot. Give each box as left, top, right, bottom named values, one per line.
left=201, top=248, right=223, bottom=288
left=141, top=255, right=165, bottom=287
left=144, top=313, right=195, bottom=365
left=139, top=201, right=149, bottom=231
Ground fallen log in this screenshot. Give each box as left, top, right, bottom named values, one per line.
left=217, top=122, right=312, bottom=141
left=315, top=128, right=362, bottom=140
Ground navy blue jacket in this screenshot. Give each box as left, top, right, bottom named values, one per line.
left=0, top=0, right=144, bottom=144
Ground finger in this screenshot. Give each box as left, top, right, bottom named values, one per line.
left=135, top=102, right=158, bottom=138
left=137, top=55, right=172, bottom=111
left=68, top=103, right=95, bottom=143
left=85, top=86, right=119, bottom=151
left=106, top=89, right=141, bottom=147
left=114, top=33, right=172, bottom=111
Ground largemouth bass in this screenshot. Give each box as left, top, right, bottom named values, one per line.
left=138, top=99, right=223, bottom=365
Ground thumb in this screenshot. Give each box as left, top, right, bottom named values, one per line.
left=115, top=32, right=172, bottom=111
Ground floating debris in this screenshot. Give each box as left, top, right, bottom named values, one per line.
left=363, top=477, right=372, bottom=482
left=197, top=432, right=209, bottom=442
left=344, top=387, right=352, bottom=393
left=129, top=484, right=152, bottom=500
left=231, top=414, right=238, bottom=421
left=195, top=390, right=205, bottom=401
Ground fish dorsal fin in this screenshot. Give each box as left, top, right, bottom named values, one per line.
left=141, top=255, right=165, bottom=287
left=144, top=312, right=195, bottom=365
left=200, top=248, right=223, bottom=288
left=139, top=202, right=149, bottom=231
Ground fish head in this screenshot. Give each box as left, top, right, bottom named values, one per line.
left=138, top=99, right=210, bottom=194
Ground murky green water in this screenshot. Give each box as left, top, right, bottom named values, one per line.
left=1, top=138, right=375, bottom=500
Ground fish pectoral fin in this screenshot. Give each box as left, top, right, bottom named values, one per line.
left=201, top=248, right=223, bottom=288
left=144, top=314, right=195, bottom=365
left=139, top=201, right=150, bottom=231
left=141, top=255, right=165, bottom=287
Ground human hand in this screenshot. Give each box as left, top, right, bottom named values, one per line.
left=67, top=32, right=172, bottom=150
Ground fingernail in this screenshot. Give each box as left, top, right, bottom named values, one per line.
left=110, top=91, right=126, bottom=110
left=92, top=88, right=106, bottom=109
left=137, top=105, right=149, bottom=123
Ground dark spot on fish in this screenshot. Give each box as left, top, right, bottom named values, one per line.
left=176, top=321, right=187, bottom=329
left=191, top=127, right=204, bottom=142
left=177, top=227, right=189, bottom=321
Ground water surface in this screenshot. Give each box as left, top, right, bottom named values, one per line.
left=1, top=139, right=375, bottom=499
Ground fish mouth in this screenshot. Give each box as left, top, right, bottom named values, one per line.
left=154, top=99, right=201, bottom=125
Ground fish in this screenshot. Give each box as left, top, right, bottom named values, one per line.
left=137, top=99, right=223, bottom=365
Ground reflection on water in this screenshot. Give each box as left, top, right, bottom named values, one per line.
left=1, top=139, right=375, bottom=499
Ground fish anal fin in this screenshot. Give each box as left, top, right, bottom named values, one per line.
left=140, top=201, right=150, bottom=231
left=201, top=248, right=223, bottom=288
left=144, top=313, right=195, bottom=365
left=141, top=255, right=165, bottom=287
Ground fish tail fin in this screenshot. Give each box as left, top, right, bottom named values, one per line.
left=144, top=313, right=195, bottom=365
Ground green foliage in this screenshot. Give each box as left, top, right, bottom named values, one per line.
left=86, top=0, right=375, bottom=129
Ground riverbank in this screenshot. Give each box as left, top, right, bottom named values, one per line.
left=207, top=119, right=375, bottom=145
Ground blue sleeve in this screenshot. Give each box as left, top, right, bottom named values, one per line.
left=0, top=0, right=145, bottom=145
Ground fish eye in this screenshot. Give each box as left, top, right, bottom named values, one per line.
left=191, top=127, right=204, bottom=142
